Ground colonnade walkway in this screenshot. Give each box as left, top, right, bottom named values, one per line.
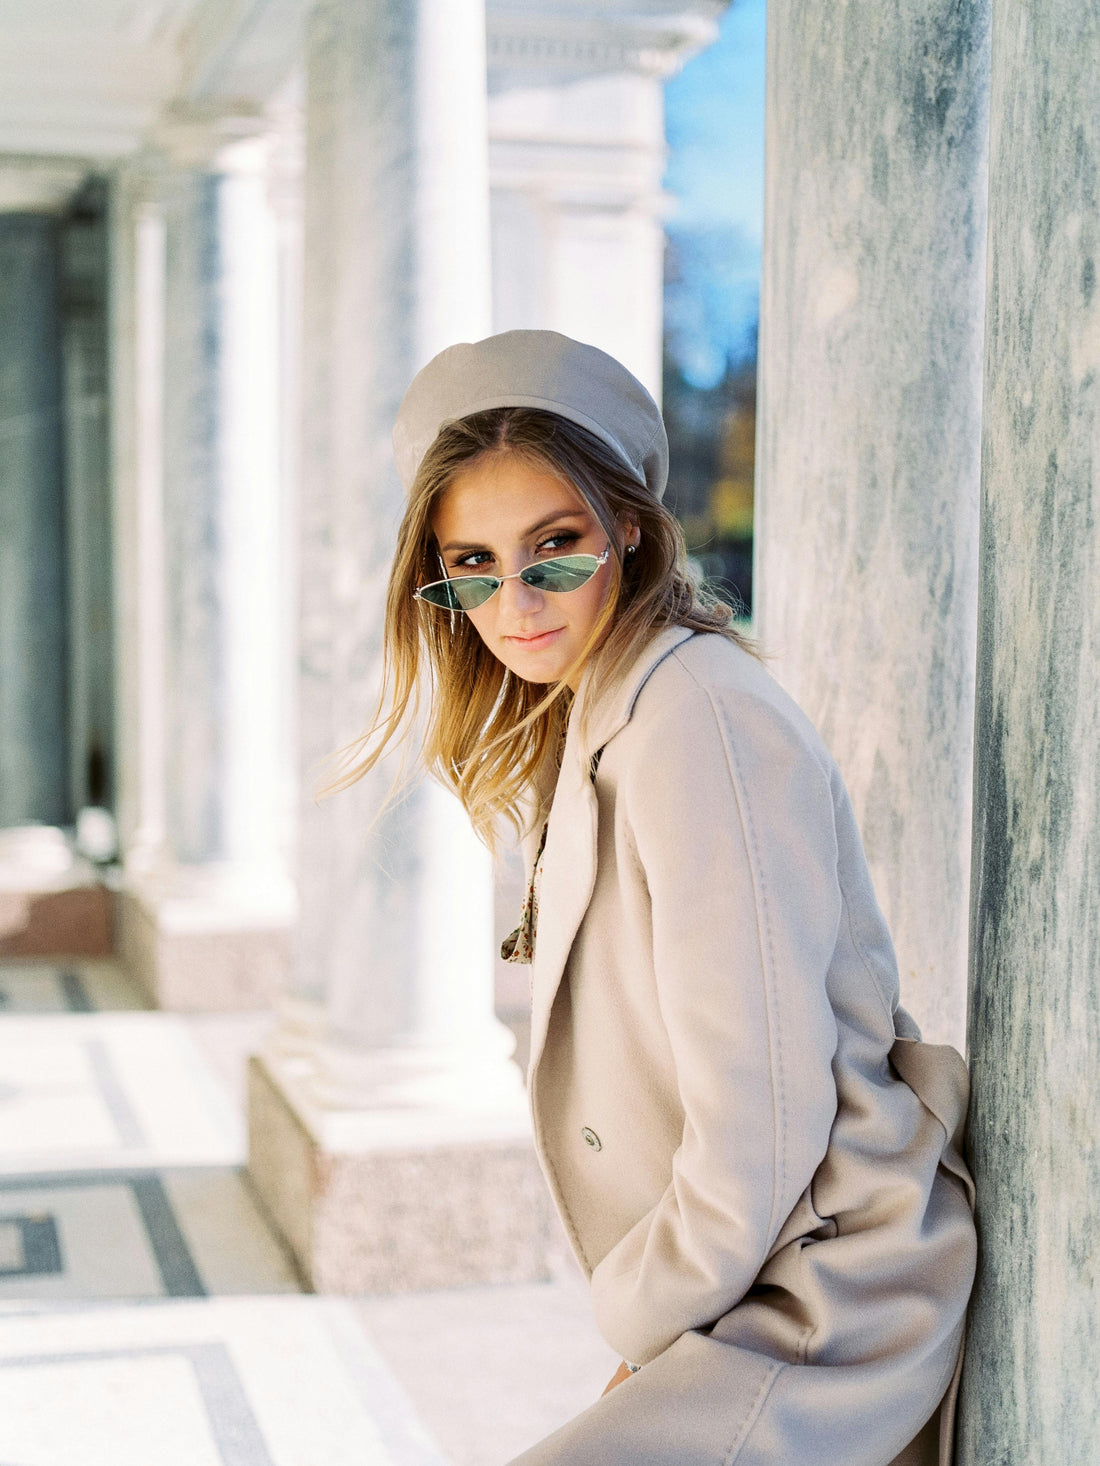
left=0, top=958, right=615, bottom=1465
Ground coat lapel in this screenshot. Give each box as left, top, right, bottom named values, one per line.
left=526, top=625, right=696, bottom=1080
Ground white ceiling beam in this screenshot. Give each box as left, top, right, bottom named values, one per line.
left=0, top=0, right=304, bottom=161
left=175, top=0, right=306, bottom=103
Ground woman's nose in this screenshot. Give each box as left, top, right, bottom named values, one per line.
left=499, top=569, right=543, bottom=613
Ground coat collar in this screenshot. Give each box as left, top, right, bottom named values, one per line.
left=526, top=624, right=696, bottom=1087
left=570, top=623, right=697, bottom=766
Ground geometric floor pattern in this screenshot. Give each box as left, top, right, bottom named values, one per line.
left=0, top=1012, right=244, bottom=1174
left=0, top=1167, right=300, bottom=1301
left=0, top=959, right=448, bottom=1465
left=0, top=1296, right=447, bottom=1466
left=0, top=960, right=149, bottom=1015
left=0, top=957, right=618, bottom=1466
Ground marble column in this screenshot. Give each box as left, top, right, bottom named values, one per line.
left=247, top=0, right=549, bottom=1294
left=486, top=1, right=722, bottom=401
left=486, top=0, right=723, bottom=1034
left=109, top=165, right=170, bottom=878
left=113, top=121, right=295, bottom=1010
left=755, top=0, right=991, bottom=1050
left=957, top=1, right=1100, bottom=1458
left=59, top=185, right=116, bottom=825
left=0, top=214, right=69, bottom=829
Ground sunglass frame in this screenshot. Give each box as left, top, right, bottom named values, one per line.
left=415, top=543, right=611, bottom=613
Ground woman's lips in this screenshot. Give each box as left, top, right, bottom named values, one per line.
left=506, top=627, right=565, bottom=649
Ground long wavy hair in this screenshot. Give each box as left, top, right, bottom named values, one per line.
left=317, top=407, right=763, bottom=858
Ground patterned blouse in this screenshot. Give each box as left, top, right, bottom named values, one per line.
left=500, top=817, right=549, bottom=966
left=499, top=737, right=603, bottom=967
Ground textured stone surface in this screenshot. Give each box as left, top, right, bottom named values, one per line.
left=250, top=1, right=538, bottom=1289
left=110, top=148, right=292, bottom=1014
left=116, top=888, right=288, bottom=1012
left=246, top=1054, right=317, bottom=1275
left=59, top=195, right=115, bottom=816
left=286, top=0, right=519, bottom=1101
left=756, top=0, right=991, bottom=1049
left=160, top=166, right=228, bottom=866
left=248, top=1054, right=554, bottom=1294
left=107, top=169, right=170, bottom=870
left=958, top=2, right=1100, bottom=1461
left=0, top=884, right=112, bottom=958
left=314, top=1142, right=554, bottom=1294
left=294, top=0, right=495, bottom=1034
left=0, top=215, right=69, bottom=828
left=159, top=146, right=285, bottom=873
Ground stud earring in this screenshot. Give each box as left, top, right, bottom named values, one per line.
left=626, top=543, right=638, bottom=556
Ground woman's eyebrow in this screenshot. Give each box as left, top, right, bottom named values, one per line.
left=439, top=509, right=588, bottom=555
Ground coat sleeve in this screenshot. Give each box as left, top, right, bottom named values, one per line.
left=589, top=679, right=843, bottom=1365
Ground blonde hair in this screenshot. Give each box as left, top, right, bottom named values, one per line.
left=317, top=407, right=763, bottom=859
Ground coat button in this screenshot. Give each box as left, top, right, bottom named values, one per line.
left=581, top=1126, right=602, bottom=1151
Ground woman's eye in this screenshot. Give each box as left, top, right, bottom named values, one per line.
left=451, top=531, right=578, bottom=572
left=539, top=527, right=580, bottom=551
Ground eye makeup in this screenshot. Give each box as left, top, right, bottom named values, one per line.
left=452, top=530, right=580, bottom=571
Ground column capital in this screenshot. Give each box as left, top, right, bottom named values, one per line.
left=149, top=101, right=272, bottom=173
left=487, top=0, right=726, bottom=83
left=113, top=152, right=169, bottom=213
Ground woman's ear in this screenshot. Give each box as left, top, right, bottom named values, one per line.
left=619, top=511, right=641, bottom=553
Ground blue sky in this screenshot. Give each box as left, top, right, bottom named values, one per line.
left=663, top=0, right=767, bottom=385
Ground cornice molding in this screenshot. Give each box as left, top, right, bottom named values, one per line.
left=486, top=2, right=726, bottom=81
left=149, top=102, right=271, bottom=169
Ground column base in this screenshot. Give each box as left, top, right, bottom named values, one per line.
left=247, top=1048, right=555, bottom=1293
left=0, top=825, right=112, bottom=958
left=116, top=864, right=293, bottom=1011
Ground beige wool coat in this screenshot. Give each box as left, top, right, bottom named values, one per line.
left=506, top=624, right=977, bottom=1466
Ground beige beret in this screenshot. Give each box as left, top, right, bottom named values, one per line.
left=392, top=329, right=669, bottom=501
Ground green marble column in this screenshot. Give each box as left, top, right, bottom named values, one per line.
left=0, top=214, right=69, bottom=828
left=959, top=1, right=1100, bottom=1460
left=756, top=0, right=991, bottom=1050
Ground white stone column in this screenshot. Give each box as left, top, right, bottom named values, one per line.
left=485, top=1, right=723, bottom=1031
left=958, top=0, right=1100, bottom=1455
left=486, top=1, right=722, bottom=400
left=109, top=165, right=170, bottom=878
left=114, top=118, right=296, bottom=1011
left=755, top=0, right=991, bottom=1049
left=248, top=0, right=548, bottom=1294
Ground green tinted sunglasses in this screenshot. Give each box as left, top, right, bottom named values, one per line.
left=416, top=543, right=611, bottom=613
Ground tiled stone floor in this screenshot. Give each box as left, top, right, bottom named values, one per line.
left=0, top=1297, right=446, bottom=1466
left=0, top=958, right=617, bottom=1466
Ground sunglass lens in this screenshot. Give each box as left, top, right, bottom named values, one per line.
left=522, top=555, right=598, bottom=592
left=418, top=576, right=496, bottom=610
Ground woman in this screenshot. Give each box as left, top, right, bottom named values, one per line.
left=333, top=329, right=977, bottom=1465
